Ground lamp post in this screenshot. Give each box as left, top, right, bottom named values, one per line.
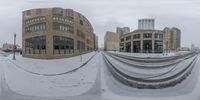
left=146, top=44, right=149, bottom=57
left=79, top=47, right=82, bottom=62
left=13, top=33, right=16, bottom=60
left=80, top=51, right=82, bottom=62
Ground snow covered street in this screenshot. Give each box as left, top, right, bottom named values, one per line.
left=101, top=52, right=200, bottom=100
left=0, top=51, right=200, bottom=100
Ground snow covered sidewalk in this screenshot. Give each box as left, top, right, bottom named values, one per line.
left=3, top=52, right=100, bottom=97
left=6, top=52, right=96, bottom=75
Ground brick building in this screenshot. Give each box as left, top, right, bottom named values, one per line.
left=22, top=7, right=98, bottom=59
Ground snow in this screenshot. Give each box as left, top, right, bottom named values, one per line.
left=3, top=52, right=99, bottom=97
left=108, top=51, right=191, bottom=58
left=103, top=52, right=197, bottom=79
left=0, top=51, right=200, bottom=100
left=5, top=52, right=96, bottom=75
left=0, top=50, right=6, bottom=57
left=100, top=52, right=200, bottom=100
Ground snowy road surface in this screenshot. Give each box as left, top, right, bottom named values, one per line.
left=0, top=51, right=200, bottom=100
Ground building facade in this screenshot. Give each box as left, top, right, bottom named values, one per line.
left=94, top=35, right=98, bottom=50
left=120, top=30, right=164, bottom=53
left=104, top=31, right=119, bottom=51
left=163, top=27, right=181, bottom=52
left=22, top=7, right=97, bottom=59
left=119, top=19, right=181, bottom=53
left=138, top=18, right=155, bottom=30
left=116, top=27, right=130, bottom=37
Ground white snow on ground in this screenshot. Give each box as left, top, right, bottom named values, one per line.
left=3, top=52, right=99, bottom=97
left=103, top=52, right=197, bottom=79
left=108, top=51, right=191, bottom=58
left=0, top=50, right=6, bottom=57
left=6, top=52, right=96, bottom=75
left=101, top=52, right=200, bottom=100
left=0, top=55, right=7, bottom=94
left=0, top=51, right=200, bottom=100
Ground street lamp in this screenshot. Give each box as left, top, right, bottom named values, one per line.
left=13, top=33, right=16, bottom=60
left=146, top=44, right=149, bottom=57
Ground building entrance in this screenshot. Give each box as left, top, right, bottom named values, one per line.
left=133, top=41, right=140, bottom=53
left=154, top=40, right=163, bottom=53
left=143, top=40, right=152, bottom=53
left=126, top=42, right=131, bottom=52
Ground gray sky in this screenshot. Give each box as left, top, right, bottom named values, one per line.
left=0, top=0, right=200, bottom=48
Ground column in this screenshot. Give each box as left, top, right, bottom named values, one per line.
left=131, top=36, right=133, bottom=53
left=140, top=40, right=143, bottom=53
left=124, top=42, right=126, bottom=52
left=152, top=40, right=155, bottom=53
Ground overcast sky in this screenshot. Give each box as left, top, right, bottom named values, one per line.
left=0, top=0, right=200, bottom=48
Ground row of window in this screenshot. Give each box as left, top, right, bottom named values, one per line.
left=122, top=40, right=163, bottom=53
left=77, top=30, right=85, bottom=39
left=52, top=16, right=74, bottom=24
left=26, top=22, right=75, bottom=33
left=52, top=8, right=74, bottom=17
left=26, top=9, right=43, bottom=15
left=25, top=16, right=46, bottom=25
left=77, top=12, right=92, bottom=27
left=25, top=35, right=94, bottom=55
left=25, top=36, right=46, bottom=54
left=53, top=36, right=74, bottom=54
left=52, top=8, right=63, bottom=14
left=53, top=22, right=74, bottom=33
left=143, top=33, right=152, bottom=38
left=26, top=23, right=46, bottom=32
left=77, top=40, right=85, bottom=51
left=133, top=34, right=140, bottom=39
left=121, top=33, right=163, bottom=41
left=126, top=36, right=131, bottom=41
left=155, top=33, right=163, bottom=39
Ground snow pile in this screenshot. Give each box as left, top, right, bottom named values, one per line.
left=3, top=52, right=99, bottom=97
left=108, top=51, right=191, bottom=58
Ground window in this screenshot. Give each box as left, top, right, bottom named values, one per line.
left=53, top=36, right=74, bottom=54
left=155, top=33, right=163, bottom=39
left=126, top=36, right=131, bottom=41
left=52, top=8, right=63, bottom=16
left=25, top=36, right=46, bottom=54
left=26, top=10, right=31, bottom=15
left=36, top=9, right=42, bottom=15
left=80, top=20, right=83, bottom=25
left=154, top=40, right=163, bottom=53
left=121, top=38, right=124, bottom=42
left=77, top=40, right=85, bottom=52
left=133, top=34, right=140, bottom=39
left=26, top=22, right=46, bottom=32
left=77, top=30, right=85, bottom=39
left=66, top=9, right=74, bottom=17
left=53, top=22, right=74, bottom=33
left=25, top=16, right=46, bottom=25
left=143, top=33, right=152, bottom=38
